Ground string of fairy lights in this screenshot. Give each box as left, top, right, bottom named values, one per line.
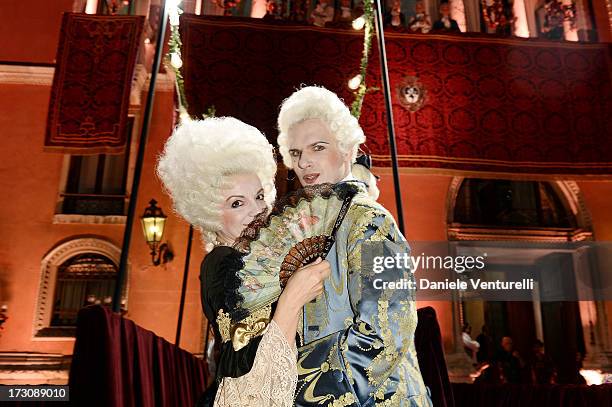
left=164, top=0, right=376, bottom=121
left=349, top=1, right=375, bottom=119
left=166, top=0, right=190, bottom=121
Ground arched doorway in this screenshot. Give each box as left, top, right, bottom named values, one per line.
left=446, top=177, right=601, bottom=383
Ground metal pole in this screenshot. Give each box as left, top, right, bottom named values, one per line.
left=175, top=225, right=194, bottom=346
left=112, top=1, right=169, bottom=312
left=372, top=0, right=406, bottom=235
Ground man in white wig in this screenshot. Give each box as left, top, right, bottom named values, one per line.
left=277, top=86, right=432, bottom=406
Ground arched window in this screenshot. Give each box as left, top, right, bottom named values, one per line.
left=453, top=178, right=575, bottom=228
left=35, top=237, right=126, bottom=338
left=50, top=253, right=117, bottom=328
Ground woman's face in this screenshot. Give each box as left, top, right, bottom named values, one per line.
left=287, top=118, right=350, bottom=186
left=218, top=173, right=267, bottom=244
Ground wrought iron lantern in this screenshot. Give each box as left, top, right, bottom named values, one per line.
left=140, top=199, right=174, bottom=266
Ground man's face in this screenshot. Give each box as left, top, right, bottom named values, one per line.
left=502, top=337, right=513, bottom=352
left=287, top=118, right=350, bottom=186
left=440, top=3, right=450, bottom=16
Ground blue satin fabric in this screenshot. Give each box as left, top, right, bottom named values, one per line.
left=295, top=185, right=432, bottom=406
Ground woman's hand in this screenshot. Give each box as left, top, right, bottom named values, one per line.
left=279, top=258, right=331, bottom=313
left=272, top=258, right=331, bottom=343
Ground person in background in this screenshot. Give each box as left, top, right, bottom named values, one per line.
left=408, top=0, right=432, bottom=33
left=476, top=325, right=494, bottom=363
left=384, top=0, right=406, bottom=28
left=310, top=0, right=334, bottom=27
left=495, top=336, right=524, bottom=384
left=432, top=2, right=460, bottom=32
left=462, top=323, right=480, bottom=362
left=529, top=339, right=556, bottom=384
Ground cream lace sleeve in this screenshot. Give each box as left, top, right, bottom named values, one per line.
left=214, top=319, right=298, bottom=407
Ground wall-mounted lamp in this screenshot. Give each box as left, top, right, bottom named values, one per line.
left=140, top=199, right=174, bottom=266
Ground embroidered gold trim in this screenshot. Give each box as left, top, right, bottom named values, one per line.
left=298, top=307, right=304, bottom=346
left=329, top=392, right=356, bottom=407
left=217, top=305, right=272, bottom=351
left=370, top=216, right=394, bottom=242
left=340, top=340, right=355, bottom=385
left=217, top=309, right=231, bottom=343
left=366, top=300, right=399, bottom=386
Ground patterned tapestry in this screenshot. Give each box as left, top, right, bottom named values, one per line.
left=45, top=13, right=144, bottom=154
left=181, top=16, right=612, bottom=175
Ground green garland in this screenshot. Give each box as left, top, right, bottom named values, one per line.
left=166, top=6, right=189, bottom=118
left=350, top=0, right=375, bottom=119
left=167, top=4, right=373, bottom=121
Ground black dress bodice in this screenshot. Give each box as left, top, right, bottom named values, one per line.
left=199, top=246, right=263, bottom=379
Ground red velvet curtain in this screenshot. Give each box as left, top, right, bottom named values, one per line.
left=415, top=306, right=456, bottom=407
left=181, top=16, right=612, bottom=175
left=69, top=305, right=208, bottom=407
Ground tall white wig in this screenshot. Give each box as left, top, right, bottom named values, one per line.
left=157, top=117, right=277, bottom=250
left=277, top=86, right=366, bottom=169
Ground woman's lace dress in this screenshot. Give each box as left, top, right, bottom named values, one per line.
left=214, top=320, right=297, bottom=407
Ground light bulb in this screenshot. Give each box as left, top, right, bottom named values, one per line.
left=170, top=53, right=183, bottom=69
left=168, top=11, right=180, bottom=26
left=352, top=16, right=366, bottom=30
left=166, top=0, right=182, bottom=25
left=166, top=0, right=183, bottom=11
left=348, top=74, right=362, bottom=90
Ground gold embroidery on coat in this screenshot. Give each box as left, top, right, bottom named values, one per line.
left=298, top=192, right=428, bottom=406
left=366, top=300, right=399, bottom=386
left=296, top=341, right=330, bottom=404
left=370, top=216, right=394, bottom=242
left=297, top=340, right=348, bottom=405
left=329, top=392, right=355, bottom=407
left=330, top=262, right=346, bottom=295
left=340, top=340, right=355, bottom=385
left=298, top=308, right=304, bottom=346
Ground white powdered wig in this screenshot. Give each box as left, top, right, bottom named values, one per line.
left=277, top=86, right=366, bottom=169
left=157, top=117, right=276, bottom=251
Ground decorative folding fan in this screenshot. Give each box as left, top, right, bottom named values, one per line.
left=226, top=182, right=359, bottom=322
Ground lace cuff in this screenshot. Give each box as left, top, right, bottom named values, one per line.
left=214, top=320, right=298, bottom=407
left=268, top=319, right=298, bottom=356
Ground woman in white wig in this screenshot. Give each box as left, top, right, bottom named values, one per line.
left=157, top=117, right=330, bottom=407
